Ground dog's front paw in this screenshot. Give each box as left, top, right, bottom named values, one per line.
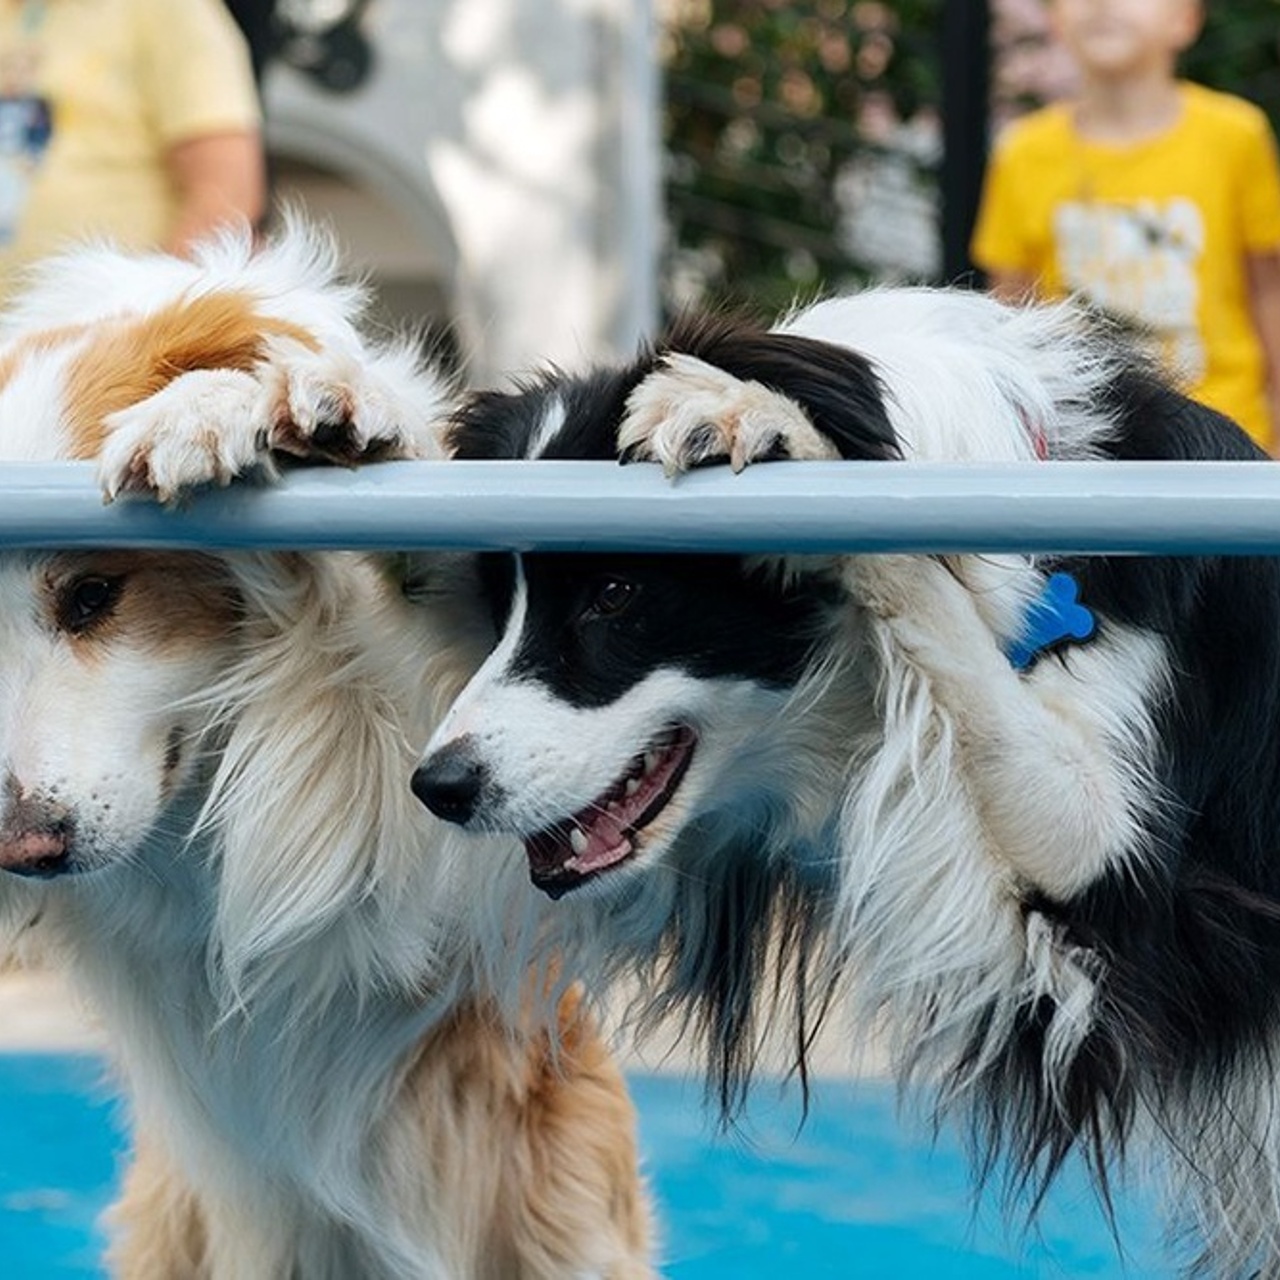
left=254, top=339, right=444, bottom=469
left=98, top=369, right=272, bottom=504
left=618, top=353, right=838, bottom=476
left=98, top=338, right=449, bottom=504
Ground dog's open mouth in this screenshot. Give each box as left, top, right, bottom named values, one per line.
left=525, top=725, right=697, bottom=899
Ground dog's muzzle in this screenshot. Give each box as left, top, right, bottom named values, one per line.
left=412, top=739, right=489, bottom=827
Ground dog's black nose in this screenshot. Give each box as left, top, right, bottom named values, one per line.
left=412, top=744, right=486, bottom=825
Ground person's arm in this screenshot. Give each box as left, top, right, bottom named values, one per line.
left=1247, top=249, right=1280, bottom=456
left=163, top=130, right=266, bottom=256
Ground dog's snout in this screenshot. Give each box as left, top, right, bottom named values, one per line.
left=412, top=743, right=487, bottom=826
left=0, top=826, right=70, bottom=877
left=0, top=783, right=73, bottom=877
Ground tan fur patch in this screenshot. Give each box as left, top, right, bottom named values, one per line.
left=105, top=985, right=653, bottom=1278
left=44, top=551, right=241, bottom=656
left=410, top=983, right=654, bottom=1277
left=63, top=292, right=319, bottom=459
left=0, top=322, right=92, bottom=394
left=105, top=1138, right=208, bottom=1279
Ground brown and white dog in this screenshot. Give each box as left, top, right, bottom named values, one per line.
left=0, top=225, right=653, bottom=1279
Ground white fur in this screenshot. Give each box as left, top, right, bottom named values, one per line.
left=0, top=213, right=452, bottom=486
left=526, top=395, right=568, bottom=459
left=777, top=289, right=1123, bottom=461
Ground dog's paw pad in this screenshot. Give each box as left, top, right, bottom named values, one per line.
left=270, top=408, right=358, bottom=463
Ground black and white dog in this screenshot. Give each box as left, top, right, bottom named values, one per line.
left=413, top=289, right=1280, bottom=1275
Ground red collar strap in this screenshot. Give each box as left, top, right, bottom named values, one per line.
left=1019, top=408, right=1049, bottom=460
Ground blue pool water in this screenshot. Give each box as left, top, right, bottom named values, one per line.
left=0, top=1055, right=1170, bottom=1277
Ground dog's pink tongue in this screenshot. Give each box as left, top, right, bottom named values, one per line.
left=564, top=813, right=633, bottom=874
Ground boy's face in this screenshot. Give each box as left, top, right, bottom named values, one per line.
left=1049, top=0, right=1203, bottom=78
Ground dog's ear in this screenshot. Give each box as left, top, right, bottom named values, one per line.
left=449, top=364, right=664, bottom=463
left=659, top=312, right=900, bottom=462
left=199, top=553, right=451, bottom=1011
left=447, top=387, right=538, bottom=460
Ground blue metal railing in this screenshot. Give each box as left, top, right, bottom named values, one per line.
left=3, top=460, right=1280, bottom=555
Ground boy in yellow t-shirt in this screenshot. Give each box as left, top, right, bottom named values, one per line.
left=971, top=0, right=1280, bottom=451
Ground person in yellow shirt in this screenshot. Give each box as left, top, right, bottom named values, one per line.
left=971, top=0, right=1280, bottom=452
left=0, top=0, right=266, bottom=300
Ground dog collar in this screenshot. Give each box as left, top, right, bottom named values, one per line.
left=1004, top=572, right=1096, bottom=670
left=1019, top=408, right=1049, bottom=460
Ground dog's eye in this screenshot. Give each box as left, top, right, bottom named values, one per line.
left=583, top=577, right=638, bottom=619
left=60, top=575, right=122, bottom=633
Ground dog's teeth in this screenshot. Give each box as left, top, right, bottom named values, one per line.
left=644, top=750, right=660, bottom=773
left=569, top=827, right=589, bottom=855
left=624, top=777, right=640, bottom=797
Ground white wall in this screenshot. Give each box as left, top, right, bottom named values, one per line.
left=263, top=0, right=660, bottom=387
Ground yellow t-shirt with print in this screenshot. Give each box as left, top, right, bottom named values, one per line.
left=0, top=0, right=259, bottom=300
left=971, top=82, right=1280, bottom=448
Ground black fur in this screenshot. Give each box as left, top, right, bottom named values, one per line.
left=505, top=553, right=842, bottom=709
left=450, top=365, right=650, bottom=462
left=974, top=369, right=1280, bottom=1228
left=635, top=836, right=842, bottom=1119
left=448, top=312, right=897, bottom=466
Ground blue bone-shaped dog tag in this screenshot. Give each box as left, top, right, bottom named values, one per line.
left=1004, top=572, right=1096, bottom=671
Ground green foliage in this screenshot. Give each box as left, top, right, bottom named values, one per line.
left=1185, top=6, right=1280, bottom=125
left=662, top=0, right=943, bottom=315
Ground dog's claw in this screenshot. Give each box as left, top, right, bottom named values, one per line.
left=119, top=452, right=154, bottom=499
left=670, top=422, right=725, bottom=474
